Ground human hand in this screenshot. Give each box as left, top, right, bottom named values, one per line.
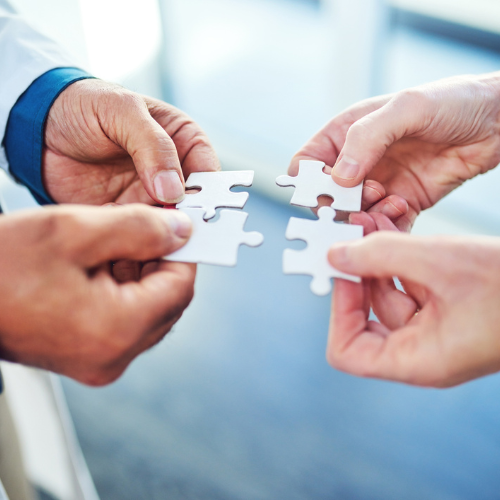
left=0, top=204, right=195, bottom=385
left=292, top=72, right=500, bottom=231
left=327, top=228, right=500, bottom=387
left=44, top=79, right=220, bottom=206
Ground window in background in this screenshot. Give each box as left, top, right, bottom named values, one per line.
left=160, top=0, right=331, bottom=199
left=80, top=0, right=164, bottom=98
left=161, top=0, right=500, bottom=233
left=385, top=3, right=500, bottom=233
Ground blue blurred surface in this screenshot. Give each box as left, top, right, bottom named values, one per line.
left=57, top=1, right=500, bottom=498
left=63, top=191, right=500, bottom=500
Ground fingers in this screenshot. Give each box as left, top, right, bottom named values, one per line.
left=326, top=233, right=438, bottom=386
left=327, top=318, right=442, bottom=386
left=118, top=261, right=196, bottom=347
left=98, top=91, right=186, bottom=204
left=346, top=212, right=419, bottom=328
left=348, top=209, right=399, bottom=235
left=328, top=278, right=450, bottom=387
left=78, top=261, right=196, bottom=386
left=361, top=180, right=385, bottom=211
left=332, top=92, right=432, bottom=187
left=366, top=194, right=408, bottom=220
left=112, top=260, right=142, bottom=283
left=348, top=211, right=377, bottom=235
left=145, top=97, right=220, bottom=179
left=54, top=205, right=192, bottom=267
left=327, top=278, right=382, bottom=367
left=289, top=94, right=393, bottom=176
left=328, top=232, right=439, bottom=285
left=370, top=278, right=419, bottom=330
left=327, top=261, right=434, bottom=386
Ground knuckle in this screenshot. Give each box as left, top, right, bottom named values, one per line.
left=143, top=221, right=169, bottom=254
left=393, top=88, right=431, bottom=111
left=347, top=119, right=376, bottom=143
left=66, top=306, right=137, bottom=386
left=364, top=231, right=393, bottom=250
left=109, top=88, right=146, bottom=111
left=93, top=333, right=130, bottom=365
left=404, top=368, right=449, bottom=388
left=394, top=88, right=420, bottom=104
left=128, top=206, right=168, bottom=252
left=190, top=132, right=213, bottom=151
left=169, top=273, right=195, bottom=316
left=74, top=317, right=133, bottom=366
left=326, top=345, right=346, bottom=371
left=38, top=210, right=83, bottom=256
left=180, top=280, right=195, bottom=309
left=77, top=367, right=123, bottom=387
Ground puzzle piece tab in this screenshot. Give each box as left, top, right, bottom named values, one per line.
left=276, top=160, right=363, bottom=211
left=283, top=206, right=362, bottom=296
left=165, top=208, right=264, bottom=267
left=176, top=170, right=254, bottom=220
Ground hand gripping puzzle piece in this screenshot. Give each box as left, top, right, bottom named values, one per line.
left=165, top=208, right=264, bottom=267
left=176, top=170, right=254, bottom=220
left=283, top=206, right=363, bottom=296
left=276, top=160, right=363, bottom=212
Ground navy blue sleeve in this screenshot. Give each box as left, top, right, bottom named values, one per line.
left=3, top=68, right=95, bottom=205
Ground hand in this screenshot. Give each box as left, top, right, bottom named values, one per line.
left=327, top=229, right=500, bottom=387
left=0, top=204, right=195, bottom=385
left=292, top=72, right=500, bottom=231
left=44, top=79, right=220, bottom=205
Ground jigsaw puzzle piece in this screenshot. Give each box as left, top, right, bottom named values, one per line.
left=276, top=160, right=363, bottom=212
left=276, top=172, right=319, bottom=207
left=283, top=206, right=362, bottom=296
left=165, top=208, right=264, bottom=267
left=176, top=170, right=254, bottom=220
left=283, top=249, right=336, bottom=296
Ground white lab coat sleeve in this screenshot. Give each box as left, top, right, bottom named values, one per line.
left=0, top=0, right=78, bottom=172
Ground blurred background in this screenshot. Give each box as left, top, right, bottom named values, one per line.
left=3, top=0, right=500, bottom=499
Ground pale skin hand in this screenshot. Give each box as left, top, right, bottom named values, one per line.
left=44, top=79, right=220, bottom=206
left=0, top=204, right=196, bottom=386
left=327, top=218, right=500, bottom=388
left=292, top=72, right=500, bottom=231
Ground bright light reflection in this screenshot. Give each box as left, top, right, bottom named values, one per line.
left=79, top=0, right=162, bottom=81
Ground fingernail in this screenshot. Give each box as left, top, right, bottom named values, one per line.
left=163, top=210, right=192, bottom=238
left=154, top=171, right=185, bottom=204
left=334, top=156, right=359, bottom=180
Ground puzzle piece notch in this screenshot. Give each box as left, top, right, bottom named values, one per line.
left=165, top=208, right=264, bottom=267
left=276, top=160, right=363, bottom=212
left=176, top=170, right=254, bottom=220
left=283, top=206, right=362, bottom=296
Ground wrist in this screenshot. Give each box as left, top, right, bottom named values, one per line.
left=3, top=68, right=95, bottom=205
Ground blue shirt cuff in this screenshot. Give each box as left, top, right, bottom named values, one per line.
left=3, top=68, right=95, bottom=205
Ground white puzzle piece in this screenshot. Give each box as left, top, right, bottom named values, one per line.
left=276, top=160, right=363, bottom=211
left=283, top=206, right=363, bottom=296
left=165, top=208, right=264, bottom=267
left=176, top=170, right=254, bottom=220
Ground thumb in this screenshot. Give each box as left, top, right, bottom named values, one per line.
left=63, top=205, right=193, bottom=267
left=328, top=232, right=438, bottom=285
left=101, top=92, right=186, bottom=204
left=332, top=94, right=426, bottom=187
